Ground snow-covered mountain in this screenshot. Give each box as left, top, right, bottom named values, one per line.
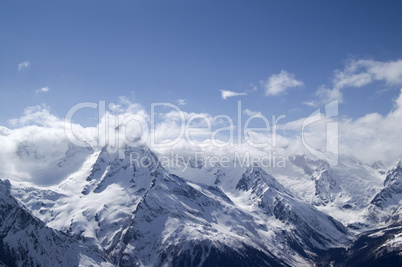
left=371, top=160, right=402, bottom=209
left=2, top=142, right=402, bottom=266
left=0, top=179, right=111, bottom=267
left=282, top=154, right=385, bottom=231
left=334, top=222, right=402, bottom=266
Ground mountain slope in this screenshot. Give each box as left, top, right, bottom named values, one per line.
left=371, top=160, right=402, bottom=209
left=285, top=154, right=384, bottom=230
left=10, top=146, right=353, bottom=266
left=0, top=179, right=111, bottom=267
left=108, top=168, right=289, bottom=266
left=233, top=166, right=350, bottom=254
left=332, top=222, right=402, bottom=266
left=9, top=143, right=402, bottom=266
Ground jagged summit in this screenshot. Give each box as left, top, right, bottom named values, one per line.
left=371, top=160, right=385, bottom=170
left=370, top=159, right=402, bottom=209
left=236, top=164, right=285, bottom=192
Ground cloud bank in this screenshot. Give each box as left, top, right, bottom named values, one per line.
left=1, top=88, right=402, bottom=187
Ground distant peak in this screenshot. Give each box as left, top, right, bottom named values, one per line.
left=390, top=159, right=402, bottom=171
left=246, top=164, right=267, bottom=175
left=397, top=159, right=402, bottom=167
left=0, top=179, right=12, bottom=196
left=370, top=160, right=384, bottom=170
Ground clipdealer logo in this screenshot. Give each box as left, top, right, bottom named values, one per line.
left=63, top=100, right=339, bottom=168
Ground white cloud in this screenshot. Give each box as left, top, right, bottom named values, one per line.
left=176, top=99, right=187, bottom=106
left=116, top=96, right=145, bottom=114
left=338, top=88, right=402, bottom=164
left=0, top=105, right=98, bottom=185
left=220, top=90, right=247, bottom=100
left=305, top=87, right=341, bottom=109
left=18, top=61, right=30, bottom=71
left=245, top=84, right=258, bottom=93
left=243, top=109, right=262, bottom=117
left=308, top=59, right=402, bottom=106
left=295, top=88, right=402, bottom=165
left=334, top=59, right=402, bottom=90
left=306, top=86, right=343, bottom=107
left=9, top=105, right=59, bottom=127
left=303, top=100, right=317, bottom=107
left=263, top=70, right=303, bottom=96
left=278, top=117, right=306, bottom=131
left=36, top=86, right=50, bottom=94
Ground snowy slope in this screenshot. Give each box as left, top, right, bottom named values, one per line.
left=9, top=145, right=352, bottom=266
left=107, top=167, right=291, bottom=266
left=104, top=161, right=350, bottom=266
left=167, top=152, right=385, bottom=230
left=232, top=165, right=350, bottom=251
left=371, top=160, right=402, bottom=209
left=6, top=141, right=402, bottom=266
left=12, top=140, right=94, bottom=186
left=13, top=145, right=156, bottom=253
left=0, top=179, right=112, bottom=267
left=365, top=159, right=402, bottom=226
left=280, top=154, right=385, bottom=230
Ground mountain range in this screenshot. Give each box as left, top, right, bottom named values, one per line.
left=1, top=142, right=402, bottom=266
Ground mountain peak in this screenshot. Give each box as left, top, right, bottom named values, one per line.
left=370, top=159, right=402, bottom=209
left=384, top=160, right=402, bottom=187
left=0, top=179, right=11, bottom=194
left=371, top=160, right=385, bottom=170
left=395, top=159, right=402, bottom=169
left=236, top=164, right=278, bottom=191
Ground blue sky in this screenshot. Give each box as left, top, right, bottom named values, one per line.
left=1, top=0, right=402, bottom=127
